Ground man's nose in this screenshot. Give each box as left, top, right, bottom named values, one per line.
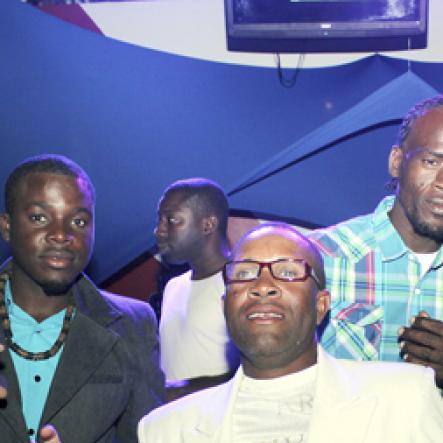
left=434, top=166, right=443, bottom=190
left=154, top=220, right=167, bottom=238
left=47, top=221, right=73, bottom=244
left=248, top=267, right=281, bottom=298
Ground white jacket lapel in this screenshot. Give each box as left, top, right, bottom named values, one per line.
left=183, top=369, right=244, bottom=442
left=308, top=347, right=378, bottom=443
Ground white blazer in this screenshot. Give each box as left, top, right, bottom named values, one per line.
left=138, top=347, right=443, bottom=442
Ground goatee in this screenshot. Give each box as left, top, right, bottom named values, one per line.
left=40, top=280, right=74, bottom=296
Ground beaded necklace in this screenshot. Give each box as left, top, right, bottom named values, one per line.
left=0, top=272, right=74, bottom=361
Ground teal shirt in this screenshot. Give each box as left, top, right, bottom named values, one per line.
left=309, top=196, right=443, bottom=362
left=5, top=281, right=67, bottom=442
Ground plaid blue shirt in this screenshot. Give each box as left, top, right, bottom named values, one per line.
left=309, top=196, right=443, bottom=362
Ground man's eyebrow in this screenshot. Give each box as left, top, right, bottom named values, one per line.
left=73, top=207, right=93, bottom=216
left=408, top=148, right=443, bottom=159
left=27, top=203, right=92, bottom=216
left=26, top=201, right=47, bottom=209
left=428, top=151, right=443, bottom=159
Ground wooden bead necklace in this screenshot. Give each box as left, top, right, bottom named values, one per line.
left=0, top=272, right=74, bottom=361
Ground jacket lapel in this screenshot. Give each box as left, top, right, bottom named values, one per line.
left=181, top=370, right=243, bottom=442
left=163, top=350, right=377, bottom=443
left=0, top=328, right=29, bottom=442
left=0, top=263, right=123, bottom=436
left=0, top=261, right=45, bottom=441
left=308, top=347, right=377, bottom=443
left=39, top=278, right=122, bottom=425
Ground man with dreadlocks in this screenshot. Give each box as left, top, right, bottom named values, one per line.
left=310, top=95, right=443, bottom=388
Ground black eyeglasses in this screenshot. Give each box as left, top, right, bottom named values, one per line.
left=223, top=259, right=323, bottom=289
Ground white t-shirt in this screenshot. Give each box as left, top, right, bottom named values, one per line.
left=232, top=365, right=317, bottom=443
left=159, top=270, right=236, bottom=382
left=414, top=251, right=438, bottom=277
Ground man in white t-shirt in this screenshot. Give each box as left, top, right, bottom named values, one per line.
left=155, top=178, right=239, bottom=400
left=139, top=223, right=443, bottom=443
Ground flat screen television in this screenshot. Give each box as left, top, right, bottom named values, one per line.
left=225, top=0, right=428, bottom=53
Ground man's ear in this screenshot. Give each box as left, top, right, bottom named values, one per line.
left=388, top=145, right=403, bottom=179
left=202, top=216, right=218, bottom=235
left=316, top=289, right=331, bottom=326
left=0, top=214, right=11, bottom=242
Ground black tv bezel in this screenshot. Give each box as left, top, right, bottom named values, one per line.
left=225, top=0, right=429, bottom=53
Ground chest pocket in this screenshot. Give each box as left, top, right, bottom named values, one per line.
left=321, top=302, right=384, bottom=361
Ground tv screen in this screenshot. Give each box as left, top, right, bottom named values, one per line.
left=225, top=0, right=428, bottom=53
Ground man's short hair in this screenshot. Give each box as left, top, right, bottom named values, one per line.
left=397, top=95, right=443, bottom=148
left=164, top=178, right=229, bottom=236
left=4, top=154, right=95, bottom=214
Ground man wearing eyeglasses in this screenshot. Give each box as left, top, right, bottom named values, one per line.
left=138, top=222, right=443, bottom=443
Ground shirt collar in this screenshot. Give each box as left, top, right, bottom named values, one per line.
left=4, top=278, right=14, bottom=314
left=4, top=278, right=71, bottom=326
left=371, top=195, right=408, bottom=261
left=373, top=195, right=443, bottom=266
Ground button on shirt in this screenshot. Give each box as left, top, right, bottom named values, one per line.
left=5, top=281, right=67, bottom=441
left=309, top=196, right=443, bottom=362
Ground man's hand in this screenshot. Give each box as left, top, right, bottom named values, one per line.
left=40, top=425, right=61, bottom=443
left=398, top=311, right=443, bottom=388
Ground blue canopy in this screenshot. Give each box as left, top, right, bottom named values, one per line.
left=1, top=0, right=442, bottom=283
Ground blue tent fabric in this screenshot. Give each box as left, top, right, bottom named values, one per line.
left=1, top=0, right=443, bottom=283
left=227, top=70, right=440, bottom=195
